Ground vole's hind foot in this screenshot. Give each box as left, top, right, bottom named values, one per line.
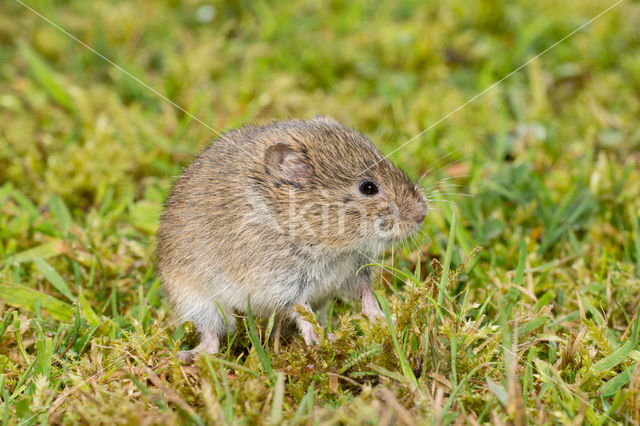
left=294, top=300, right=320, bottom=346
left=177, top=328, right=220, bottom=364
left=177, top=349, right=198, bottom=364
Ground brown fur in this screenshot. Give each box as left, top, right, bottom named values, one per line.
left=156, top=116, right=427, bottom=358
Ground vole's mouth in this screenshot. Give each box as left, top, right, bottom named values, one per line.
left=399, top=222, right=424, bottom=241
left=375, top=218, right=424, bottom=245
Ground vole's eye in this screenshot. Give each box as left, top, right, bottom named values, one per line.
left=359, top=180, right=379, bottom=196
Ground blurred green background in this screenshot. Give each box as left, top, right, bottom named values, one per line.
left=1, top=0, right=640, bottom=423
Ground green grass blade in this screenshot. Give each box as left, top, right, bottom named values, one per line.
left=439, top=198, right=473, bottom=254
left=13, top=317, right=31, bottom=363
left=6, top=241, right=66, bottom=265
left=10, top=360, right=35, bottom=400
left=450, top=334, right=458, bottom=388
left=245, top=298, right=273, bottom=377
left=204, top=359, right=235, bottom=423
left=590, top=305, right=640, bottom=374
left=18, top=41, right=74, bottom=112
left=596, top=388, right=625, bottom=426
left=540, top=192, right=591, bottom=254
left=505, top=239, right=527, bottom=314
left=598, top=363, right=637, bottom=396
left=517, top=315, right=550, bottom=338
left=268, top=372, right=285, bottom=425
left=438, top=207, right=457, bottom=308
left=0, top=313, right=14, bottom=340
left=10, top=189, right=39, bottom=220
left=33, top=258, right=75, bottom=302
left=369, top=364, right=411, bottom=384
left=265, top=312, right=276, bottom=343
left=631, top=206, right=640, bottom=276
left=210, top=358, right=261, bottom=379
left=486, top=376, right=508, bottom=407
left=78, top=288, right=101, bottom=328
left=514, top=239, right=526, bottom=285
left=33, top=322, right=54, bottom=380
left=533, top=290, right=555, bottom=313
left=74, top=322, right=100, bottom=356
left=220, top=365, right=236, bottom=422
left=441, top=362, right=495, bottom=418
left=0, top=282, right=72, bottom=321
left=49, top=195, right=73, bottom=234
left=375, top=291, right=420, bottom=390
left=291, top=383, right=314, bottom=424
left=523, top=347, right=536, bottom=409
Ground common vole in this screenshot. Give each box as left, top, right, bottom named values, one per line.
left=156, top=116, right=428, bottom=362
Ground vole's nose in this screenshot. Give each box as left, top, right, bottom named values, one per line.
left=411, top=201, right=428, bottom=224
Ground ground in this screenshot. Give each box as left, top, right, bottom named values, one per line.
left=1, top=0, right=640, bottom=424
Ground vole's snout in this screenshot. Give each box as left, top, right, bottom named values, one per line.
left=411, top=201, right=428, bottom=225
left=404, top=190, right=428, bottom=226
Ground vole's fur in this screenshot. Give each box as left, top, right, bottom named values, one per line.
left=156, top=116, right=427, bottom=362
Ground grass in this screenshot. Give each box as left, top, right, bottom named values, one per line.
left=1, top=0, right=640, bottom=423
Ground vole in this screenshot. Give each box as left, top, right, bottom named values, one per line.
left=156, top=116, right=428, bottom=363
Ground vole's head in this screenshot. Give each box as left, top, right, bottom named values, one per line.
left=255, top=116, right=427, bottom=253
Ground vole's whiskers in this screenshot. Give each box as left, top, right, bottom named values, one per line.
left=398, top=226, right=429, bottom=277
left=419, top=153, right=470, bottom=185
left=415, top=230, right=431, bottom=262
left=414, top=230, right=430, bottom=258
left=408, top=235, right=421, bottom=262
left=391, top=244, right=395, bottom=272
left=426, top=191, right=474, bottom=198
left=378, top=252, right=384, bottom=288
left=422, top=178, right=474, bottom=208
left=401, top=239, right=410, bottom=261
left=407, top=234, right=416, bottom=248
left=422, top=174, right=471, bottom=191
left=426, top=182, right=469, bottom=188
left=422, top=178, right=471, bottom=203
left=423, top=183, right=470, bottom=193
left=410, top=234, right=420, bottom=252
left=417, top=227, right=431, bottom=243
left=426, top=198, right=458, bottom=206
left=418, top=151, right=456, bottom=182
left=426, top=205, right=441, bottom=215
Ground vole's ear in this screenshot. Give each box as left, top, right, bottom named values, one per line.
left=264, top=143, right=312, bottom=187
